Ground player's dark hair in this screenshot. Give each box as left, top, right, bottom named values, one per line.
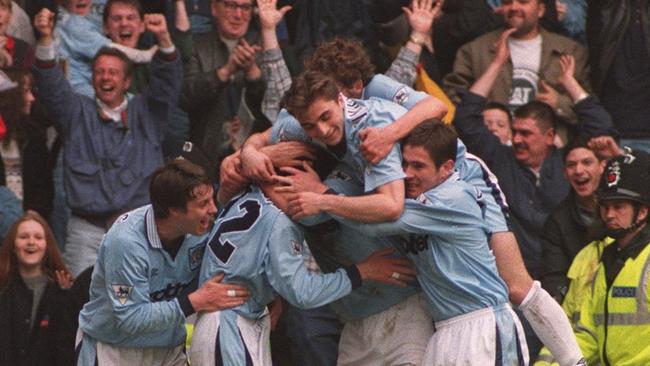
left=149, top=159, right=212, bottom=219
left=103, top=0, right=144, bottom=24
left=92, top=47, right=134, bottom=79
left=281, top=71, right=340, bottom=122
left=403, top=120, right=457, bottom=167
left=304, top=37, right=375, bottom=89
left=514, top=100, right=556, bottom=132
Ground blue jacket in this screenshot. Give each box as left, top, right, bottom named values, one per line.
left=453, top=90, right=616, bottom=278
left=33, top=51, right=182, bottom=217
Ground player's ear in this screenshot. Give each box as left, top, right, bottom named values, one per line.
left=442, top=159, right=455, bottom=177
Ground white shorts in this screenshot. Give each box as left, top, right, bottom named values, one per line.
left=423, top=304, right=529, bottom=366
left=75, top=329, right=187, bottom=366
left=337, top=293, right=433, bottom=366
left=189, top=309, right=271, bottom=366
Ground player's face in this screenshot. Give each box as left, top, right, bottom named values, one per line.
left=14, top=220, right=47, bottom=273
left=179, top=184, right=218, bottom=236
left=564, top=147, right=605, bottom=200
left=501, top=0, right=544, bottom=38
left=511, top=117, right=553, bottom=170
left=599, top=199, right=643, bottom=232
left=211, top=0, right=253, bottom=40
left=482, top=108, right=511, bottom=145
left=93, top=55, right=131, bottom=109
left=402, top=145, right=450, bottom=198
left=104, top=3, right=144, bottom=48
left=66, top=0, right=92, bottom=16
left=299, top=96, right=345, bottom=146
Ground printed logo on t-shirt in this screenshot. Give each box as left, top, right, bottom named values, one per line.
left=509, top=67, right=538, bottom=110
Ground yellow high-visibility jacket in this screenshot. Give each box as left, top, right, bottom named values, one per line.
left=534, top=237, right=612, bottom=366
left=576, top=238, right=650, bottom=365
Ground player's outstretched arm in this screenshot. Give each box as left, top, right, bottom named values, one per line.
left=360, top=95, right=448, bottom=164
left=287, top=179, right=405, bottom=222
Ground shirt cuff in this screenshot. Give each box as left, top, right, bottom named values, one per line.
left=159, top=45, right=176, bottom=54
left=177, top=293, right=195, bottom=317
left=262, top=48, right=283, bottom=62
left=344, top=265, right=363, bottom=289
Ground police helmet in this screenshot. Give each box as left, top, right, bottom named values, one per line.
left=598, top=149, right=650, bottom=206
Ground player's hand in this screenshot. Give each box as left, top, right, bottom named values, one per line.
left=241, top=145, right=276, bottom=182
left=273, top=161, right=327, bottom=194
left=286, top=191, right=324, bottom=220
left=356, top=248, right=417, bottom=287
left=55, top=269, right=74, bottom=290
left=144, top=14, right=173, bottom=48
left=34, top=8, right=55, bottom=42
left=493, top=28, right=516, bottom=66
left=588, top=136, right=624, bottom=160
left=189, top=273, right=250, bottom=312
left=536, top=80, right=559, bottom=109
left=260, top=141, right=317, bottom=169
left=359, top=127, right=395, bottom=164
left=257, top=0, right=292, bottom=31
left=219, top=152, right=250, bottom=201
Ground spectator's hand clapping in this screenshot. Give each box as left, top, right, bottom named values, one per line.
left=493, top=28, right=516, bottom=66
left=233, top=39, right=262, bottom=79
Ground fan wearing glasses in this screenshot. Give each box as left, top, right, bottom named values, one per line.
left=181, top=0, right=265, bottom=166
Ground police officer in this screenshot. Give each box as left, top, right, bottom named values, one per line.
left=575, top=149, right=650, bottom=365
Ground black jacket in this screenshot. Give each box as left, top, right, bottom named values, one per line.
left=540, top=192, right=607, bottom=301
left=0, top=273, right=73, bottom=366
left=587, top=0, right=650, bottom=91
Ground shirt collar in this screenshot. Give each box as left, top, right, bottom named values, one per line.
left=96, top=95, right=130, bottom=127
left=145, top=206, right=163, bottom=249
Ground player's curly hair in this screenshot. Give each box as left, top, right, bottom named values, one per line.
left=281, top=71, right=339, bottom=122
left=304, top=37, right=375, bottom=90
left=403, top=120, right=457, bottom=167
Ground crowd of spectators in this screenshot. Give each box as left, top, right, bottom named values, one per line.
left=1, top=0, right=648, bottom=364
